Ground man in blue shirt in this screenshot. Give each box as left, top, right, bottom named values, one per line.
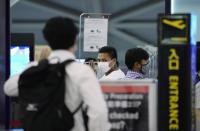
left=124, top=48, right=149, bottom=79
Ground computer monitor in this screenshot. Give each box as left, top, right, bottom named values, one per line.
left=10, top=33, right=34, bottom=130
left=10, top=33, right=34, bottom=76
left=10, top=45, right=30, bottom=76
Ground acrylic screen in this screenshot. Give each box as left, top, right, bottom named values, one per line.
left=10, top=46, right=30, bottom=76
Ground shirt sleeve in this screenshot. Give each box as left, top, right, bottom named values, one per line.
left=4, top=74, right=20, bottom=96
left=3, top=61, right=38, bottom=97
left=76, top=65, right=111, bottom=131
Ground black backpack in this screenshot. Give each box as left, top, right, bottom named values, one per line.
left=18, top=59, right=82, bottom=131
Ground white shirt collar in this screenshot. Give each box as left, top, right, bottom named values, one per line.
left=48, top=50, right=76, bottom=62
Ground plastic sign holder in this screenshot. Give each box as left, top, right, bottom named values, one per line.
left=78, top=13, right=111, bottom=60
left=100, top=79, right=157, bottom=131
left=158, top=14, right=196, bottom=131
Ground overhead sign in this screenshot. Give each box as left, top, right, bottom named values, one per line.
left=159, top=14, right=190, bottom=44
left=101, top=80, right=157, bottom=131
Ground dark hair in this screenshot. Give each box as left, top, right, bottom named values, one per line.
left=125, top=48, right=149, bottom=70
left=43, top=17, right=78, bottom=50
left=99, top=46, right=119, bottom=66
left=99, top=46, right=117, bottom=60
left=85, top=57, right=97, bottom=62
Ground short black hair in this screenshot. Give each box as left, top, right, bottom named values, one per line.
left=125, top=48, right=149, bottom=70
left=43, top=17, right=78, bottom=50
left=99, top=46, right=117, bottom=59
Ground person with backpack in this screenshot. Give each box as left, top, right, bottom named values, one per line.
left=4, top=17, right=110, bottom=131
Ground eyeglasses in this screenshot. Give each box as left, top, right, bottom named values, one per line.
left=141, top=61, right=149, bottom=66
left=84, top=61, right=98, bottom=65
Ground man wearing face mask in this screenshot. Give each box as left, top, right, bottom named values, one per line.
left=97, top=46, right=125, bottom=80
left=124, top=48, right=149, bottom=79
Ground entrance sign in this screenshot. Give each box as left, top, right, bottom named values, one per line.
left=158, top=14, right=196, bottom=131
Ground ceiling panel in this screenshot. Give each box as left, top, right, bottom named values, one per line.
left=47, top=0, right=88, bottom=12
left=11, top=1, right=60, bottom=20
left=120, top=1, right=165, bottom=20
left=11, top=0, right=165, bottom=56
left=102, top=0, right=149, bottom=13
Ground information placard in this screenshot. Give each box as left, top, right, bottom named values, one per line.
left=158, top=14, right=196, bottom=131
left=83, top=18, right=108, bottom=52
left=100, top=80, right=157, bottom=131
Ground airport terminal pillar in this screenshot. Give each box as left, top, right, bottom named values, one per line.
left=158, top=14, right=196, bottom=131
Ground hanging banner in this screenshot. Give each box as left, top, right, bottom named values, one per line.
left=83, top=18, right=108, bottom=52
left=101, top=80, right=157, bottom=131
left=158, top=14, right=196, bottom=131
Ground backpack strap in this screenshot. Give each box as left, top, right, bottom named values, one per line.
left=72, top=101, right=83, bottom=115
left=61, top=59, right=83, bottom=115
left=61, top=59, right=75, bottom=66
left=59, top=59, right=75, bottom=73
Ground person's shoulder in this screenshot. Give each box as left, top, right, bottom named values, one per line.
left=67, top=61, right=94, bottom=74
left=118, top=69, right=125, bottom=74
left=112, top=69, right=125, bottom=76
left=70, top=61, right=91, bottom=69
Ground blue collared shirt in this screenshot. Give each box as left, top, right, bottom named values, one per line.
left=123, top=70, right=144, bottom=80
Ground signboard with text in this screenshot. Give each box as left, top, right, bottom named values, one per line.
left=83, top=18, right=108, bottom=52
left=158, top=14, right=196, bottom=131
left=159, top=14, right=190, bottom=44
left=100, top=80, right=157, bottom=131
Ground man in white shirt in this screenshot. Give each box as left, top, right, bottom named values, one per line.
left=97, top=46, right=125, bottom=80
left=4, top=17, right=110, bottom=131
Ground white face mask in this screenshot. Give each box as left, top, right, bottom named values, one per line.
left=96, top=62, right=110, bottom=78
left=141, top=63, right=150, bottom=78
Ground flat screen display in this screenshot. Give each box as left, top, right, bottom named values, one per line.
left=10, top=46, right=30, bottom=76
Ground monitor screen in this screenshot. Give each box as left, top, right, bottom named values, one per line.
left=10, top=45, right=30, bottom=76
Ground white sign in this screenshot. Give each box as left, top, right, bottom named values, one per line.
left=100, top=79, right=157, bottom=131
left=83, top=18, right=108, bottom=52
